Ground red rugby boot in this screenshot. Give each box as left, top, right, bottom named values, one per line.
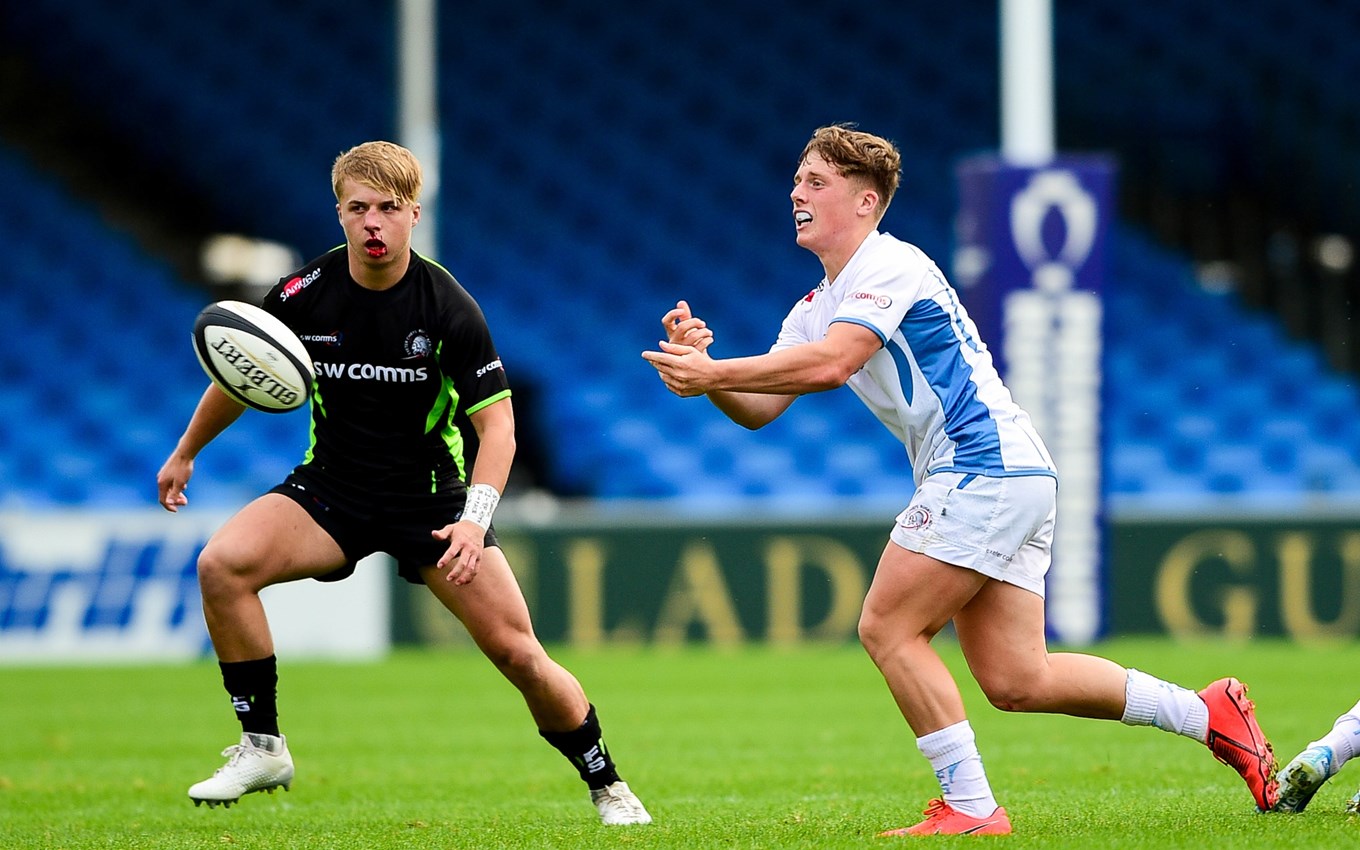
left=1198, top=677, right=1279, bottom=810
left=878, top=799, right=1012, bottom=837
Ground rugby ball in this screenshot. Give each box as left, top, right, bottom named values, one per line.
left=192, top=300, right=314, bottom=413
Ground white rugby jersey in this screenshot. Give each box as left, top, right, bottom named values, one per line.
left=772, top=230, right=1056, bottom=485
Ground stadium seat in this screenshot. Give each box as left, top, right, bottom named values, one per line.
left=3, top=0, right=1360, bottom=511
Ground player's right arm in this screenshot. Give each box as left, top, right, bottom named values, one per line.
left=656, top=300, right=796, bottom=430
left=703, top=386, right=797, bottom=431
left=156, top=383, right=247, bottom=512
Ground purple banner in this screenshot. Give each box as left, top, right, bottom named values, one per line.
left=954, top=154, right=1117, bottom=644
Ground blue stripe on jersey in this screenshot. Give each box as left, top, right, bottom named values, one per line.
left=901, top=299, right=1003, bottom=469
left=885, top=338, right=914, bottom=405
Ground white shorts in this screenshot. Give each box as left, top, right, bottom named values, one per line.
left=889, top=471, right=1057, bottom=598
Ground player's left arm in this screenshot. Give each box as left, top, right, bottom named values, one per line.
left=644, top=321, right=882, bottom=398
left=463, top=396, right=515, bottom=496
left=433, top=397, right=514, bottom=585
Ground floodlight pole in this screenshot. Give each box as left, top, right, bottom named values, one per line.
left=953, top=1, right=1113, bottom=643
left=397, top=0, right=440, bottom=258
left=1001, top=0, right=1055, bottom=165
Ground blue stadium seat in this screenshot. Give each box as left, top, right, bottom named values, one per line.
left=3, top=0, right=1360, bottom=511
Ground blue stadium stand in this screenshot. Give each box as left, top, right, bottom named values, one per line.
left=1, top=0, right=1358, bottom=511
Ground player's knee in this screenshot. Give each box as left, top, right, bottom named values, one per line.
left=482, top=636, right=546, bottom=682
left=857, top=606, right=935, bottom=663
left=857, top=609, right=915, bottom=663
left=977, top=675, right=1037, bottom=713
left=196, top=541, right=261, bottom=598
left=983, top=691, right=1026, bottom=713
left=857, top=609, right=885, bottom=658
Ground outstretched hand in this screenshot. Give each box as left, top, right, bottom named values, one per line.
left=642, top=339, right=717, bottom=397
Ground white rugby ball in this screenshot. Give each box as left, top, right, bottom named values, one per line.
left=192, top=300, right=314, bottom=413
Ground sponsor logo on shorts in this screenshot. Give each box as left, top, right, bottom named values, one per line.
left=986, top=548, right=1015, bottom=562
left=901, top=505, right=931, bottom=530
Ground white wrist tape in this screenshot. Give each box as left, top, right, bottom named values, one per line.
left=461, top=483, right=501, bottom=531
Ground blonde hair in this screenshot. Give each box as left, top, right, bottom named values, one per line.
left=331, top=141, right=423, bottom=205
left=799, top=124, right=902, bottom=216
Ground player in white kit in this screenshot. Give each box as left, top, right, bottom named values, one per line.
left=643, top=124, right=1278, bottom=835
left=1273, top=697, right=1360, bottom=814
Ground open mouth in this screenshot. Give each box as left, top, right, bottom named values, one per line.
left=364, top=239, right=387, bottom=258
left=794, top=211, right=812, bottom=227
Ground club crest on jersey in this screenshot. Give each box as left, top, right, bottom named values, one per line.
left=899, top=505, right=932, bottom=531
left=404, top=329, right=433, bottom=359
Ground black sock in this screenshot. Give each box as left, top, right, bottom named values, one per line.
left=540, top=704, right=621, bottom=790
left=218, top=655, right=280, bottom=737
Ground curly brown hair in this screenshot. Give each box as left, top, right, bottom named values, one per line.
left=798, top=124, right=902, bottom=217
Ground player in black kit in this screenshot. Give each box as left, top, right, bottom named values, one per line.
left=157, top=141, right=651, bottom=825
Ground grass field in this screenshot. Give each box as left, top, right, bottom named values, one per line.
left=5, top=638, right=1360, bottom=849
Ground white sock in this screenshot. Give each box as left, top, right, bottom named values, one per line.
left=1311, top=700, right=1360, bottom=772
left=916, top=720, right=998, bottom=818
left=1121, top=669, right=1209, bottom=743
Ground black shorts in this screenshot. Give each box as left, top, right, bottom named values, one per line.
left=270, top=464, right=499, bottom=585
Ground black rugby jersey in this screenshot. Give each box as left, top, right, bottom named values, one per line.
left=261, top=248, right=510, bottom=492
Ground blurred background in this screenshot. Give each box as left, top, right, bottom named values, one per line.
left=1, top=0, right=1358, bottom=655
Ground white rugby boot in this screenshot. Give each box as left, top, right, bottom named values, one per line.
left=1273, top=745, right=1334, bottom=813
left=188, top=732, right=294, bottom=808
left=589, top=780, right=652, bottom=825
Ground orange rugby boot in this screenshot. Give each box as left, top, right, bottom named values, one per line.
left=1198, top=677, right=1279, bottom=811
left=878, top=798, right=1012, bottom=837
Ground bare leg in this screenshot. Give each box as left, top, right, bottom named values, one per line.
left=857, top=543, right=990, bottom=735
left=186, top=493, right=346, bottom=805
left=420, top=548, right=588, bottom=732
left=953, top=578, right=1126, bottom=718
left=197, top=493, right=348, bottom=661
left=858, top=542, right=1010, bottom=825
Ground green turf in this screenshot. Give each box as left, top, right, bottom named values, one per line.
left=3, top=638, right=1359, bottom=849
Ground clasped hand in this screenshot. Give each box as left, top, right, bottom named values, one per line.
left=642, top=300, right=716, bottom=397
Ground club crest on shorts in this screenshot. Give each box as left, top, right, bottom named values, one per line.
left=900, top=505, right=932, bottom=530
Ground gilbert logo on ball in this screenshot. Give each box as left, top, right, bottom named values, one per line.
left=192, top=301, right=315, bottom=413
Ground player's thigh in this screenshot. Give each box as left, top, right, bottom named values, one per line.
left=200, top=492, right=348, bottom=588
left=419, top=547, right=538, bottom=654
left=953, top=578, right=1050, bottom=687
left=861, top=542, right=990, bottom=641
